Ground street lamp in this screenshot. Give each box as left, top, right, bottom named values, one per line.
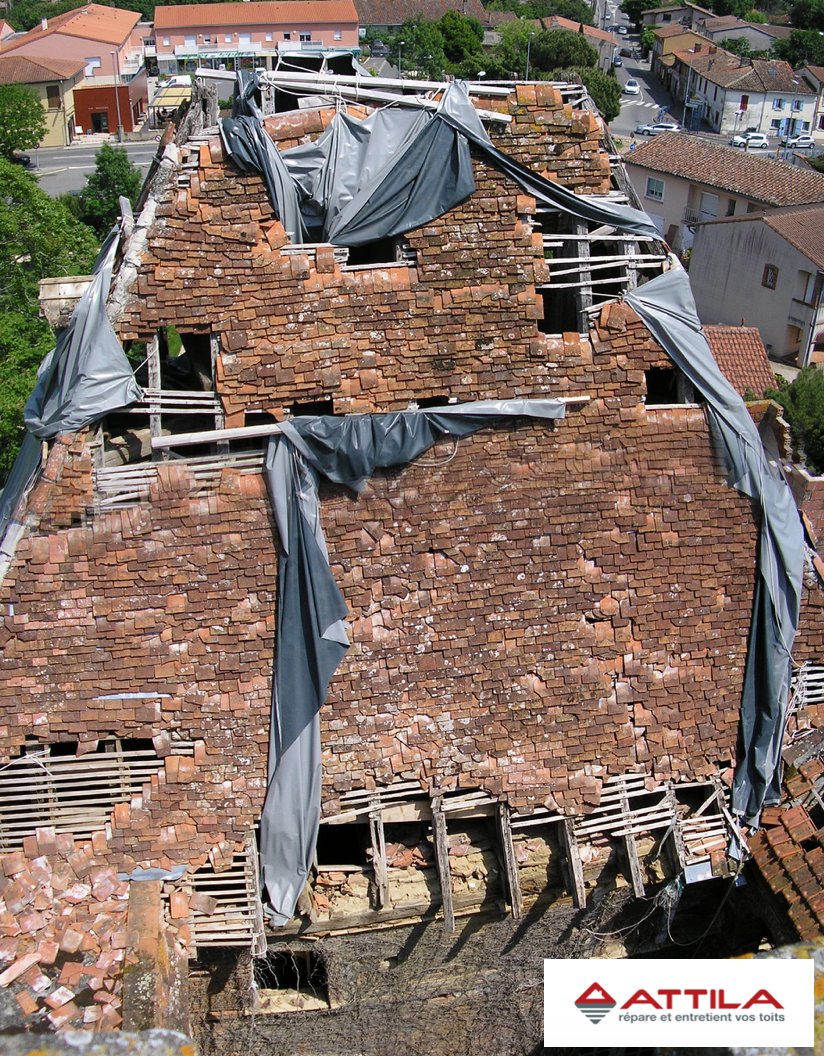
left=398, top=39, right=405, bottom=79
left=525, top=32, right=535, bottom=81
left=110, top=49, right=124, bottom=142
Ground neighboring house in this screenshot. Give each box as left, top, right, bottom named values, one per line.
left=801, top=65, right=824, bottom=139
left=690, top=203, right=824, bottom=363
left=153, top=1, right=360, bottom=76
left=356, top=0, right=490, bottom=35
left=650, top=25, right=710, bottom=88
left=624, top=131, right=824, bottom=251
left=668, top=47, right=815, bottom=136
left=694, top=15, right=790, bottom=53
left=0, top=19, right=14, bottom=42
left=0, top=4, right=148, bottom=135
left=641, top=2, right=713, bottom=30
left=703, top=324, right=777, bottom=397
left=542, top=15, right=619, bottom=71
left=0, top=54, right=86, bottom=147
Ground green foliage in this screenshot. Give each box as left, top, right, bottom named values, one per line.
left=621, top=0, right=676, bottom=28
left=641, top=26, right=655, bottom=56
left=439, top=10, right=483, bottom=64
left=0, top=156, right=98, bottom=483
left=531, top=27, right=599, bottom=69
left=0, top=83, right=47, bottom=158
left=774, top=27, right=824, bottom=65
left=487, top=0, right=594, bottom=20
left=719, top=36, right=770, bottom=57
left=790, top=0, right=824, bottom=29
left=766, top=367, right=824, bottom=473
left=550, top=66, right=622, bottom=119
left=745, top=9, right=769, bottom=20
left=384, top=17, right=447, bottom=79
left=77, top=143, right=143, bottom=237
left=5, top=0, right=85, bottom=31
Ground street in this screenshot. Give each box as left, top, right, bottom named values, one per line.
left=27, top=139, right=160, bottom=197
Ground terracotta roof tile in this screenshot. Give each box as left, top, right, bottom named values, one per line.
left=0, top=54, right=86, bottom=83
left=0, top=4, right=139, bottom=53
left=155, top=1, right=359, bottom=29
left=672, top=49, right=814, bottom=93
left=654, top=24, right=704, bottom=37
left=704, top=325, right=776, bottom=398
left=626, top=133, right=824, bottom=207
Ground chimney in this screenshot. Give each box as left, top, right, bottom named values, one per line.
left=694, top=42, right=702, bottom=52
left=40, top=17, right=47, bottom=30
left=709, top=44, right=717, bottom=53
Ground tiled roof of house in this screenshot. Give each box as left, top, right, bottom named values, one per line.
left=672, top=49, right=814, bottom=93
left=695, top=203, right=824, bottom=271
left=0, top=4, right=139, bottom=53
left=653, top=23, right=701, bottom=37
left=0, top=54, right=86, bottom=83
left=802, top=63, right=824, bottom=87
left=704, top=325, right=776, bottom=398
left=699, top=14, right=744, bottom=32
left=626, top=133, right=824, bottom=207
left=543, top=15, right=617, bottom=44
left=155, top=1, right=359, bottom=29
left=643, top=1, right=712, bottom=13
left=354, top=0, right=488, bottom=26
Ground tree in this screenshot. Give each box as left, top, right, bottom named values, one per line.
left=0, top=84, right=47, bottom=159
left=719, top=35, right=769, bottom=57
left=745, top=9, right=769, bottom=21
left=77, top=143, right=143, bottom=237
left=641, top=27, right=655, bottom=56
left=439, top=10, right=483, bottom=66
left=383, top=18, right=447, bottom=79
left=531, top=27, right=599, bottom=70
left=0, top=156, right=98, bottom=483
left=766, top=367, right=824, bottom=474
left=554, top=66, right=622, bottom=119
left=774, top=27, right=824, bottom=65
left=790, top=0, right=824, bottom=29
left=621, top=0, right=676, bottom=28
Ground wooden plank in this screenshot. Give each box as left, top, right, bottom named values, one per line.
left=147, top=335, right=163, bottom=462
left=496, top=802, right=523, bottom=921
left=430, top=795, right=455, bottom=933
left=618, top=781, right=646, bottom=899
left=210, top=333, right=228, bottom=454
left=368, top=802, right=389, bottom=911
left=562, top=819, right=586, bottom=909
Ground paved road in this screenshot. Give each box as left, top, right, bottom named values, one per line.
left=29, top=139, right=161, bottom=197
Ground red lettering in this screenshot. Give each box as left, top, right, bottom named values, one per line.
left=742, top=990, right=783, bottom=1010
left=657, top=990, right=681, bottom=1009
left=710, top=989, right=716, bottom=1009
left=718, top=990, right=739, bottom=1009
left=621, top=989, right=663, bottom=1010
left=683, top=989, right=707, bottom=1009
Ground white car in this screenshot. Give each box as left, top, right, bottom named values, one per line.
left=730, top=131, right=769, bottom=148
left=635, top=122, right=681, bottom=135
left=617, top=25, right=629, bottom=34
left=623, top=79, right=640, bottom=95
left=781, top=133, right=815, bottom=149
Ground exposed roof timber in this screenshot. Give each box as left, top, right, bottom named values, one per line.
left=197, top=67, right=510, bottom=97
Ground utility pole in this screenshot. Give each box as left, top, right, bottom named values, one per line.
left=398, top=39, right=404, bottom=79
left=526, top=32, right=535, bottom=81
left=110, top=49, right=124, bottom=142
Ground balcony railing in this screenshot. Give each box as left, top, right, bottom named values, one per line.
left=683, top=206, right=718, bottom=223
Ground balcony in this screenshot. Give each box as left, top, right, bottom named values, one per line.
left=683, top=206, right=718, bottom=223
left=174, top=42, right=263, bottom=58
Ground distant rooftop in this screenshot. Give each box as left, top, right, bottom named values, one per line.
left=704, top=325, right=776, bottom=398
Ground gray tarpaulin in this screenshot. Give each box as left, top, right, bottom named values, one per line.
left=260, top=400, right=566, bottom=923
left=625, top=268, right=804, bottom=825
left=0, top=227, right=141, bottom=546
left=220, top=76, right=661, bottom=247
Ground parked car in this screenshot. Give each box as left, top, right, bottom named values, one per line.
left=635, top=122, right=681, bottom=135
left=613, top=54, right=622, bottom=66
left=730, top=131, right=769, bottom=148
left=781, top=133, right=815, bottom=149
left=9, top=153, right=32, bottom=168
left=623, top=79, right=641, bottom=95
left=617, top=24, right=629, bottom=33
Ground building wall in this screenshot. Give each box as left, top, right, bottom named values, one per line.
left=74, top=81, right=137, bottom=133
left=29, top=73, right=82, bottom=147
left=2, top=32, right=131, bottom=74
left=690, top=219, right=822, bottom=357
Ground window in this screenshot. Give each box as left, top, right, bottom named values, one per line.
left=203, top=35, right=211, bottom=43
left=84, top=56, right=101, bottom=75
left=283, top=31, right=291, bottom=39
left=184, top=35, right=196, bottom=46
left=663, top=12, right=672, bottom=20
left=239, top=33, right=251, bottom=46
left=796, top=270, right=815, bottom=305
left=770, top=118, right=781, bottom=130
left=162, top=36, right=170, bottom=46
left=266, top=31, right=273, bottom=40
left=762, top=264, right=779, bottom=289
left=803, top=120, right=811, bottom=131
left=46, top=85, right=60, bottom=109
left=224, top=33, right=232, bottom=42
left=645, top=176, right=665, bottom=201
left=740, top=94, right=749, bottom=111
left=334, top=30, right=342, bottom=40
left=299, top=31, right=312, bottom=41
left=645, top=367, right=695, bottom=404
left=713, top=85, right=717, bottom=101
left=772, top=98, right=785, bottom=110
left=793, top=99, right=804, bottom=111
left=726, top=198, right=736, bottom=217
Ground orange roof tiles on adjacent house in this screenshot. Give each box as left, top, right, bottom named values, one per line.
left=704, top=325, right=777, bottom=398
left=155, top=0, right=359, bottom=30
left=0, top=54, right=86, bottom=84
left=0, top=4, right=139, bottom=54
left=543, top=15, right=618, bottom=45
left=626, top=133, right=824, bottom=208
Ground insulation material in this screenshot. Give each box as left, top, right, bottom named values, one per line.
left=626, top=268, right=804, bottom=826
left=260, top=401, right=566, bottom=924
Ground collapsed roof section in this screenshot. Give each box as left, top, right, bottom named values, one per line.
left=0, top=72, right=810, bottom=937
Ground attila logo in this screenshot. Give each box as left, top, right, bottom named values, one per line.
left=575, top=983, right=617, bottom=1024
